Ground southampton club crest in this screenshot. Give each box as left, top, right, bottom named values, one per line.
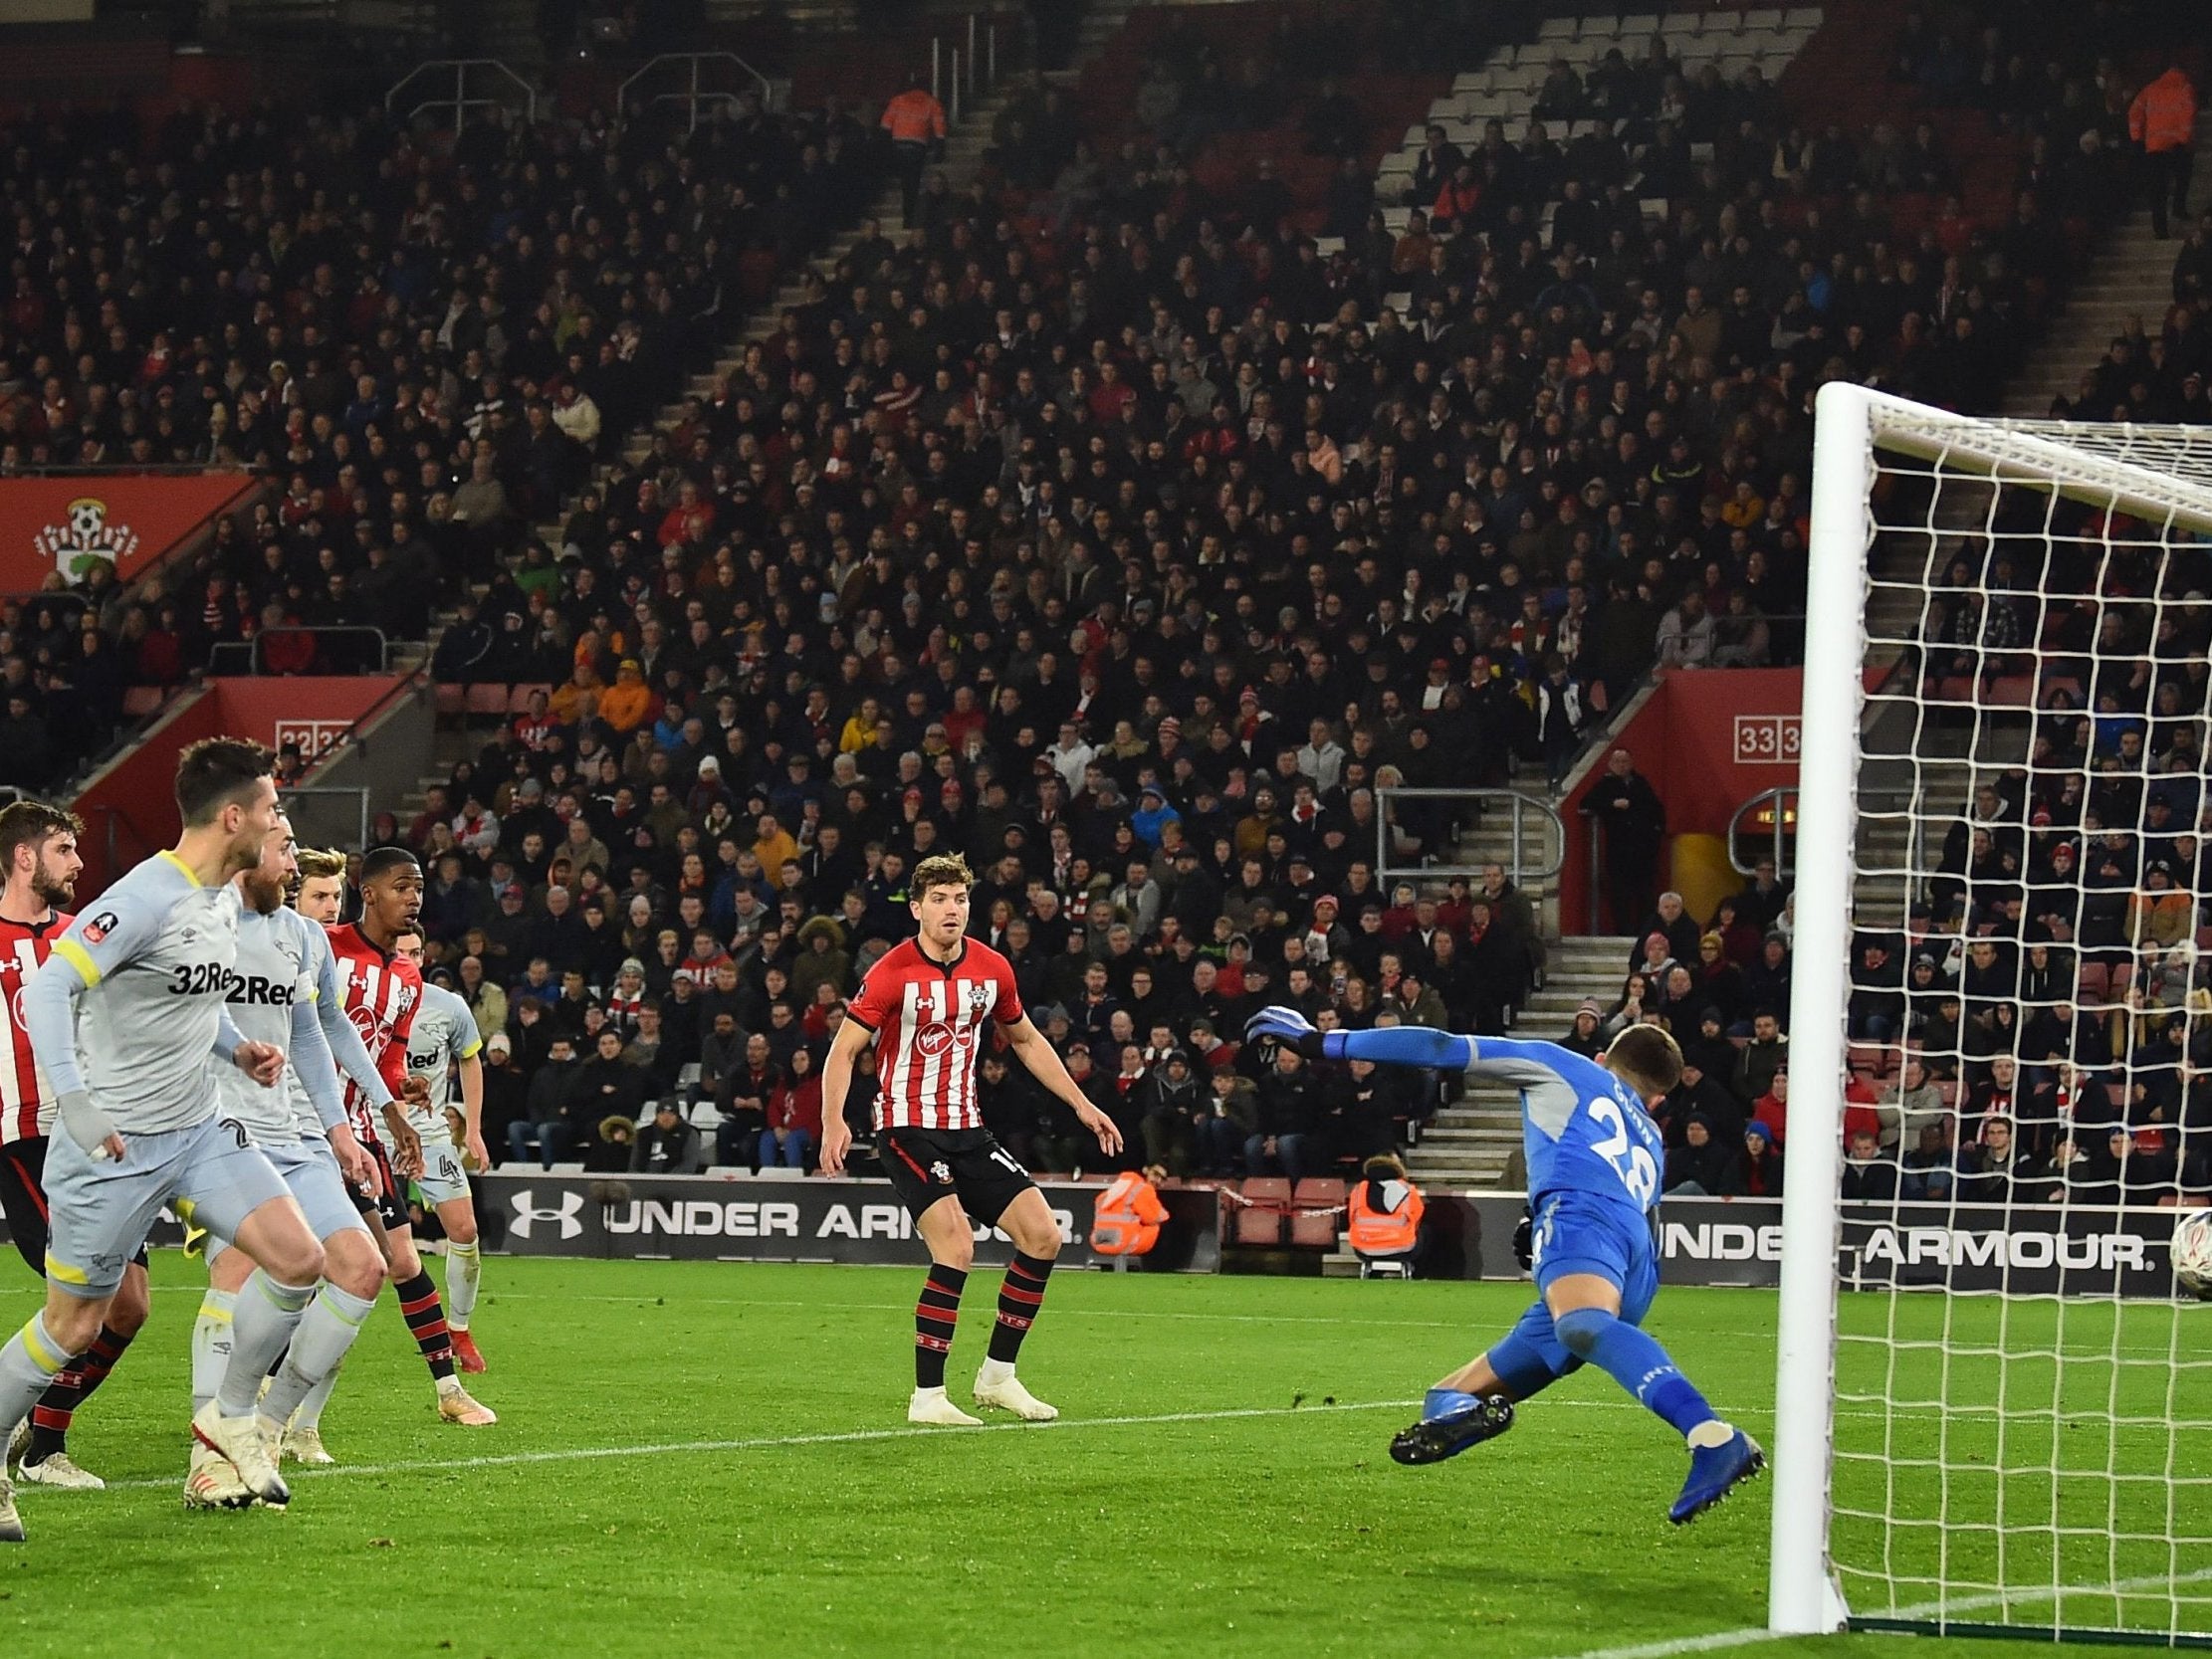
left=35, top=496, right=139, bottom=581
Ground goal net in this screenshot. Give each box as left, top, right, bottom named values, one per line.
left=1772, top=385, right=2212, bottom=1645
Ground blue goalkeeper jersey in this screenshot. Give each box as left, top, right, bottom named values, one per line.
left=1465, top=1037, right=1666, bottom=1215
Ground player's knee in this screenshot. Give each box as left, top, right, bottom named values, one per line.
left=1018, top=1220, right=1062, bottom=1261
left=1554, top=1306, right=1616, bottom=1361
left=932, top=1235, right=974, bottom=1273
left=445, top=1212, right=479, bottom=1247
left=44, top=1295, right=106, bottom=1353
left=278, top=1236, right=329, bottom=1288
left=327, top=1240, right=383, bottom=1302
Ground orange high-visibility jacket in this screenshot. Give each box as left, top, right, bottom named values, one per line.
left=2130, top=70, right=2198, bottom=153
left=881, top=88, right=947, bottom=145
left=1347, top=1176, right=1425, bottom=1256
left=1092, top=1171, right=1168, bottom=1255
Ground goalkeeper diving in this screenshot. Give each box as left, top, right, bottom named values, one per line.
left=1243, top=1008, right=1763, bottom=1525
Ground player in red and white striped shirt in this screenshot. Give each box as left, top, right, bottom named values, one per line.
left=0, top=801, right=144, bottom=1490
left=312, top=847, right=496, bottom=1436
left=822, top=852, right=1119, bottom=1426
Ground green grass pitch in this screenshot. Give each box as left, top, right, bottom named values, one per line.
left=0, top=1253, right=2199, bottom=1657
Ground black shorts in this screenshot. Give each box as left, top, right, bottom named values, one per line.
left=347, top=1130, right=410, bottom=1233
left=878, top=1126, right=1036, bottom=1227
left=0, top=1138, right=147, bottom=1278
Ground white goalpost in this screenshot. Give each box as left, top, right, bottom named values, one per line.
left=1772, top=383, right=2212, bottom=1644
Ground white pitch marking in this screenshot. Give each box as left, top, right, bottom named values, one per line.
left=98, top=1397, right=1427, bottom=1492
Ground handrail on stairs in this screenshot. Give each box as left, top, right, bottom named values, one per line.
left=1728, top=786, right=1799, bottom=877
left=1375, top=786, right=1565, bottom=893
left=385, top=60, right=537, bottom=130
left=617, top=52, right=778, bottom=129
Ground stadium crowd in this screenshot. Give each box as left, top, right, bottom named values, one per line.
left=0, top=85, right=888, bottom=788
left=0, top=0, right=2199, bottom=1207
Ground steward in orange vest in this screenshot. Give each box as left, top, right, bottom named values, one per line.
left=1347, top=1155, right=1426, bottom=1268
left=1092, top=1164, right=1169, bottom=1257
left=2130, top=64, right=2200, bottom=240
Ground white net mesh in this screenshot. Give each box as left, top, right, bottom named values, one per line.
left=1824, top=401, right=2212, bottom=1642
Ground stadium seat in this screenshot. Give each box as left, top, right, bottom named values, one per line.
left=121, top=686, right=163, bottom=718
left=1232, top=1178, right=1291, bottom=1246
left=1289, top=1179, right=1348, bottom=1247
left=465, top=684, right=511, bottom=718
left=436, top=683, right=468, bottom=716
left=508, top=682, right=553, bottom=713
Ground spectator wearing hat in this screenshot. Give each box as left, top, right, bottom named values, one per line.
left=480, top=1030, right=528, bottom=1163
left=790, top=917, right=852, bottom=1006
left=606, top=956, right=650, bottom=1033
left=2129, top=859, right=2194, bottom=950
left=1137, top=1048, right=1205, bottom=1175
left=1561, top=999, right=1606, bottom=1057
left=633, top=1100, right=702, bottom=1174
left=1741, top=1122, right=1784, bottom=1197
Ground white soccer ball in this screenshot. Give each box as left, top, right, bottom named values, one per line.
left=2172, top=1210, right=2212, bottom=1300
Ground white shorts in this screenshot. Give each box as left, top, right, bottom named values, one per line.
left=207, top=1134, right=369, bottom=1264
left=407, top=1113, right=471, bottom=1208
left=44, top=1117, right=291, bottom=1298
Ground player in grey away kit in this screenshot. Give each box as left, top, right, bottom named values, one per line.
left=0, top=738, right=331, bottom=1538
left=185, top=818, right=393, bottom=1508
left=396, top=933, right=489, bottom=1371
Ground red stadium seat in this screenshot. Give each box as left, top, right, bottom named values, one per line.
left=508, top=683, right=553, bottom=714
left=1232, top=1178, right=1290, bottom=1246
left=1289, top=1179, right=1347, bottom=1247
left=2078, top=962, right=2110, bottom=1005
left=121, top=686, right=163, bottom=718
left=466, top=684, right=511, bottom=717
left=436, top=683, right=467, bottom=716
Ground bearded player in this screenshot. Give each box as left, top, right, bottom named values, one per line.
left=318, top=847, right=494, bottom=1429
left=820, top=853, right=1121, bottom=1426
left=0, top=803, right=140, bottom=1490
left=393, top=930, right=489, bottom=1371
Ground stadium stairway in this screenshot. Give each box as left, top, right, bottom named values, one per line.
left=2003, top=111, right=2212, bottom=416
left=1400, top=933, right=1637, bottom=1191
left=611, top=21, right=1145, bottom=474
left=413, top=12, right=1154, bottom=790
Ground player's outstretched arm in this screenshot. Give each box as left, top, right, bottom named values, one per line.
left=1245, top=1007, right=1477, bottom=1072
left=817, top=1016, right=872, bottom=1175
left=1005, top=1013, right=1123, bottom=1155
left=22, top=939, right=122, bottom=1159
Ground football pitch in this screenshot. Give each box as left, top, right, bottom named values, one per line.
left=0, top=1254, right=2195, bottom=1657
